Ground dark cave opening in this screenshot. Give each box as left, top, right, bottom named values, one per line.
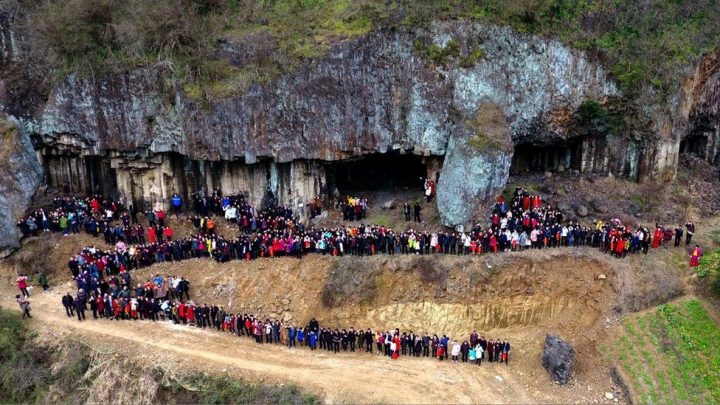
left=679, top=135, right=707, bottom=158
left=329, top=152, right=427, bottom=192
left=510, top=141, right=583, bottom=174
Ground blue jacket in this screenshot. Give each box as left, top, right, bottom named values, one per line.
left=172, top=196, right=182, bottom=207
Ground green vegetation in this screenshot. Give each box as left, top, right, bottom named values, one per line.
left=0, top=310, right=90, bottom=403
left=175, top=373, right=319, bottom=405
left=465, top=103, right=512, bottom=153
left=0, top=310, right=318, bottom=404
left=8, top=0, right=720, bottom=101
left=413, top=39, right=461, bottom=67
left=697, top=248, right=720, bottom=295
left=575, top=99, right=624, bottom=137
left=607, top=300, right=720, bottom=404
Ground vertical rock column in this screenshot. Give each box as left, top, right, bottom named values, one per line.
left=437, top=103, right=513, bottom=229
left=0, top=116, right=43, bottom=256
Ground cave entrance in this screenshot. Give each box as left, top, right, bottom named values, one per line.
left=511, top=141, right=582, bottom=174
left=679, top=135, right=707, bottom=158
left=330, top=152, right=426, bottom=192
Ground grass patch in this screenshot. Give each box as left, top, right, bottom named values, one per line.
left=0, top=310, right=319, bottom=404
left=176, top=373, right=319, bottom=405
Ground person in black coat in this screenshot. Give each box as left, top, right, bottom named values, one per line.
left=460, top=341, right=470, bottom=363
left=74, top=296, right=86, bottom=321
left=62, top=293, right=74, bottom=317
left=502, top=340, right=511, bottom=365
left=308, top=318, right=319, bottom=333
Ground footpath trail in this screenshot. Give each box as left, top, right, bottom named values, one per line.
left=13, top=286, right=536, bottom=404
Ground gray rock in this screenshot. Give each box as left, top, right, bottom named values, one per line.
left=557, top=165, right=565, bottom=172
left=565, top=210, right=578, bottom=222
left=381, top=199, right=396, bottom=210
left=624, top=201, right=640, bottom=216
left=557, top=201, right=571, bottom=212
left=590, top=198, right=609, bottom=214
left=0, top=116, right=43, bottom=257
left=542, top=334, right=575, bottom=385
left=437, top=103, right=513, bottom=228
left=577, top=205, right=588, bottom=217
left=544, top=171, right=553, bottom=178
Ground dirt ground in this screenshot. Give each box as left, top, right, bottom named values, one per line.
left=1, top=236, right=640, bottom=405
left=2, top=167, right=719, bottom=404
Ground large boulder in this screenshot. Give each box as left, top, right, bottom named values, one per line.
left=0, top=116, right=43, bottom=257
left=542, top=334, right=575, bottom=385
left=590, top=198, right=609, bottom=214
left=437, top=103, right=513, bottom=228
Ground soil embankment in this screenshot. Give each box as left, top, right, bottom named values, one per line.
left=0, top=232, right=628, bottom=404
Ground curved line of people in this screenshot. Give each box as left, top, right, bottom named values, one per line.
left=61, top=272, right=510, bottom=365
left=54, top=186, right=700, bottom=287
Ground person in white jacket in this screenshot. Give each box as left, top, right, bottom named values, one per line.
left=451, top=340, right=461, bottom=363
left=475, top=343, right=484, bottom=365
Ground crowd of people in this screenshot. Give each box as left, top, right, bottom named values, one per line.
left=5, top=178, right=710, bottom=386
left=57, top=270, right=511, bottom=364
left=12, top=186, right=704, bottom=362
left=44, top=186, right=702, bottom=289
left=10, top=185, right=704, bottom=301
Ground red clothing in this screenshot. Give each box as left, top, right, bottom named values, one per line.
left=690, top=247, right=703, bottom=267
left=615, top=239, right=625, bottom=253
left=652, top=228, right=663, bottom=248
left=148, top=227, right=156, bottom=244
left=522, top=197, right=530, bottom=211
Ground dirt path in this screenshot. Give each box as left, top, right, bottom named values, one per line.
left=15, top=288, right=536, bottom=404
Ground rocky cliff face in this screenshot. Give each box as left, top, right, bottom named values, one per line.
left=0, top=14, right=703, bottom=232
left=16, top=22, right=623, bottom=220
left=674, top=47, right=720, bottom=166
left=0, top=116, right=43, bottom=256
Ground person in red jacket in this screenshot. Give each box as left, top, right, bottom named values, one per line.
left=652, top=225, right=664, bottom=248
left=148, top=227, right=156, bottom=244
left=178, top=302, right=186, bottom=324
left=690, top=245, right=703, bottom=267
left=186, top=304, right=195, bottom=326
left=614, top=237, right=625, bottom=258
left=16, top=275, right=30, bottom=298
left=163, top=226, right=173, bottom=241
left=156, top=209, right=165, bottom=227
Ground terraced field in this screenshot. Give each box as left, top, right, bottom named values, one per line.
left=604, top=300, right=720, bottom=404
